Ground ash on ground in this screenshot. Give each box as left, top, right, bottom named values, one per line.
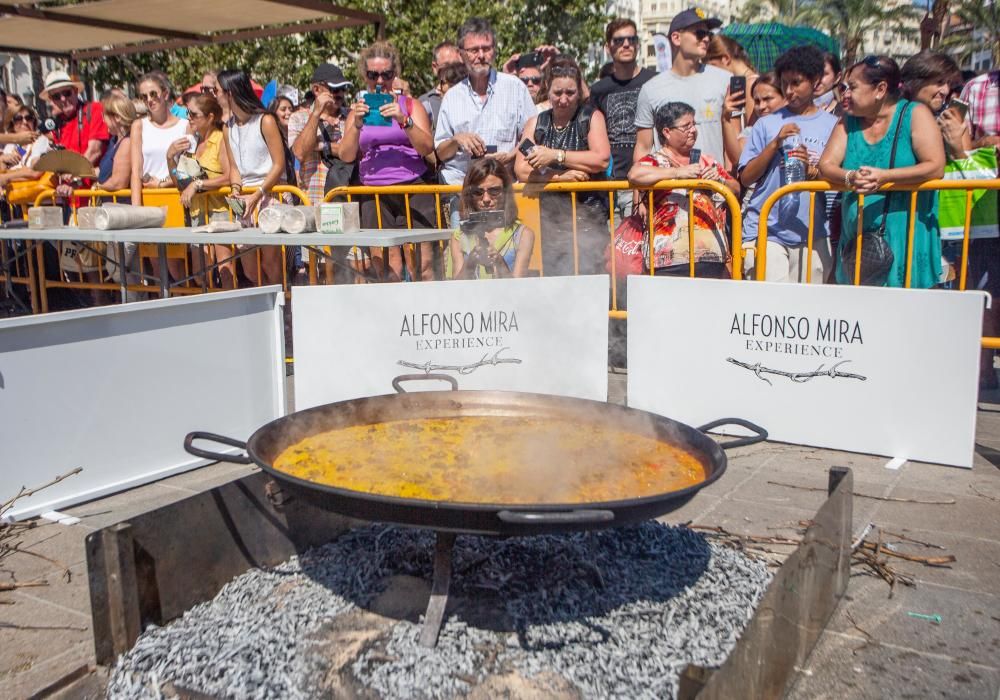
left=108, top=522, right=771, bottom=700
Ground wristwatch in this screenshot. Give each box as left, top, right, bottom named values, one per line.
left=556, top=149, right=566, bottom=165
left=402, top=116, right=415, bottom=130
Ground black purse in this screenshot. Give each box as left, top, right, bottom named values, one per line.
left=319, top=121, right=356, bottom=196
left=841, top=102, right=912, bottom=286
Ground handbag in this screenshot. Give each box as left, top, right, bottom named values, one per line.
left=606, top=211, right=647, bottom=278
left=319, top=120, right=356, bottom=196
left=841, top=102, right=912, bottom=286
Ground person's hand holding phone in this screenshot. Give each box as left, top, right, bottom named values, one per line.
left=454, top=132, right=487, bottom=158
left=379, top=99, right=406, bottom=126
left=727, top=76, right=747, bottom=118
left=349, top=100, right=370, bottom=128
left=526, top=145, right=560, bottom=170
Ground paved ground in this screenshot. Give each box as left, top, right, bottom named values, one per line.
left=1, top=372, right=998, bottom=698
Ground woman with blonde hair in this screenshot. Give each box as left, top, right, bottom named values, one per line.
left=96, top=93, right=137, bottom=190
left=339, top=40, right=437, bottom=281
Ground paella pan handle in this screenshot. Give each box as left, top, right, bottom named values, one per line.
left=697, top=418, right=768, bottom=450
left=183, top=431, right=253, bottom=465
left=392, top=373, right=459, bottom=393
left=497, top=509, right=615, bottom=525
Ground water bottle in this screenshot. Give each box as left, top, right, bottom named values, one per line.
left=783, top=133, right=806, bottom=184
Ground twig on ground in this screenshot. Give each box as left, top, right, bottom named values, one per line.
left=0, top=579, right=48, bottom=592
left=0, top=467, right=83, bottom=515
left=857, top=541, right=956, bottom=567
left=845, top=610, right=877, bottom=654
left=767, top=481, right=957, bottom=505
left=880, top=529, right=946, bottom=550
left=969, top=485, right=999, bottom=502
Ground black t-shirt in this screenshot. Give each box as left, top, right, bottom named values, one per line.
left=589, top=68, right=656, bottom=179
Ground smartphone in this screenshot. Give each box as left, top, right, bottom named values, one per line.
left=948, top=98, right=969, bottom=122
left=729, top=75, right=746, bottom=117
left=518, top=138, right=536, bottom=157
left=688, top=148, right=701, bottom=165
left=485, top=145, right=498, bottom=154
left=362, top=87, right=393, bottom=127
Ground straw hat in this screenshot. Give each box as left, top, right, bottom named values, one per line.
left=39, top=70, right=85, bottom=101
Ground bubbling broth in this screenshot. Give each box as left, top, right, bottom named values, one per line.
left=272, top=416, right=707, bottom=504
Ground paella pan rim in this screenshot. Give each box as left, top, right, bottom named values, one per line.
left=245, top=389, right=729, bottom=515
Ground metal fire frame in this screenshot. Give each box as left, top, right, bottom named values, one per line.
left=679, top=466, right=854, bottom=698
left=87, top=467, right=853, bottom=688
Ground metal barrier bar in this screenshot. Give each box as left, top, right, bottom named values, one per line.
left=756, top=178, right=1000, bottom=348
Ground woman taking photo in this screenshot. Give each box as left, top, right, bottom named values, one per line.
left=514, top=55, right=610, bottom=277
left=627, top=101, right=737, bottom=278
left=449, top=158, right=535, bottom=279
left=166, top=94, right=234, bottom=287
left=0, top=106, right=49, bottom=188
left=818, top=55, right=945, bottom=288
left=338, top=41, right=436, bottom=281
left=218, top=69, right=288, bottom=287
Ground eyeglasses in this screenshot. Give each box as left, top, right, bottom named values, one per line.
left=12, top=114, right=35, bottom=124
left=610, top=35, right=640, bottom=47
left=366, top=70, right=395, bottom=82
left=686, top=28, right=711, bottom=40
left=50, top=88, right=75, bottom=101
left=862, top=55, right=881, bottom=69
left=470, top=186, right=503, bottom=198
left=460, top=44, right=494, bottom=56
left=520, top=76, right=542, bottom=85
left=140, top=90, right=160, bottom=103
left=201, top=86, right=218, bottom=96
left=188, top=110, right=205, bottom=119
left=669, top=121, right=697, bottom=132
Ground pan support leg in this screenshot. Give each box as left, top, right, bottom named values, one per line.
left=419, top=530, right=455, bottom=648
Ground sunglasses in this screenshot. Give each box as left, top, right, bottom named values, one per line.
left=12, top=114, right=35, bottom=124
left=366, top=70, right=395, bottom=81
left=862, top=55, right=881, bottom=69
left=140, top=91, right=160, bottom=103
left=201, top=86, right=218, bottom=96
left=50, top=88, right=75, bottom=101
left=188, top=110, right=205, bottom=119
left=520, top=76, right=542, bottom=85
left=470, top=186, right=503, bottom=198
left=610, top=35, right=640, bottom=47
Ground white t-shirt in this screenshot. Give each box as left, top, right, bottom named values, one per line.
left=634, top=64, right=730, bottom=163
left=3, top=136, right=51, bottom=169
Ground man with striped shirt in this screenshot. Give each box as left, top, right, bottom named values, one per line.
left=435, top=17, right=535, bottom=225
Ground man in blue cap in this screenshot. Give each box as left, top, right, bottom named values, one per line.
left=633, top=7, right=730, bottom=164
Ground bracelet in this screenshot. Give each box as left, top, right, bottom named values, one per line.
left=230, top=183, right=242, bottom=194
left=844, top=170, right=855, bottom=188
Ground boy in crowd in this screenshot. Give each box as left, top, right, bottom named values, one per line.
left=590, top=17, right=656, bottom=221
left=738, top=45, right=838, bottom=283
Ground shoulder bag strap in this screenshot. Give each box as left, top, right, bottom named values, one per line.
left=877, top=101, right=912, bottom=234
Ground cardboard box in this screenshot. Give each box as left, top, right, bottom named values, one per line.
left=317, top=202, right=360, bottom=234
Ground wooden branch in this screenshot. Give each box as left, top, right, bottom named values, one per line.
left=767, top=481, right=957, bottom=505
left=0, top=467, right=83, bottom=515
left=858, top=541, right=956, bottom=567
left=0, top=579, right=48, bottom=592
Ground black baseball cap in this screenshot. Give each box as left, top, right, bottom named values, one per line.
left=668, top=7, right=722, bottom=35
left=310, top=63, right=351, bottom=90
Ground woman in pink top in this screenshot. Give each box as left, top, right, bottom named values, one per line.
left=339, top=41, right=437, bottom=281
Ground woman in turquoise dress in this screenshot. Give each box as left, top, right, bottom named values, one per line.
left=818, top=55, right=945, bottom=287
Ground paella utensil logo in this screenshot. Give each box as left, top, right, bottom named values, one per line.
left=397, top=347, right=523, bottom=376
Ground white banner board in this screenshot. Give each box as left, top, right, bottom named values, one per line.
left=293, top=276, right=610, bottom=408
left=1, top=288, right=286, bottom=520
left=628, top=276, right=984, bottom=468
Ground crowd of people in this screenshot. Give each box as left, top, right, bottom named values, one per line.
left=0, top=9, right=996, bottom=293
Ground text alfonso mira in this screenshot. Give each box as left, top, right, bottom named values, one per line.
left=399, top=310, right=519, bottom=350
left=730, top=313, right=862, bottom=359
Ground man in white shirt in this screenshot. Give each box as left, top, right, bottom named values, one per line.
left=633, top=7, right=730, bottom=164
left=434, top=17, right=535, bottom=224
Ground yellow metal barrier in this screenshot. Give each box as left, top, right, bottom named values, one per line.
left=756, top=178, right=1000, bottom=349
left=326, top=179, right=744, bottom=319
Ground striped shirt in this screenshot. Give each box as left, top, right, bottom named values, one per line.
left=961, top=71, right=1000, bottom=142
left=434, top=68, right=536, bottom=185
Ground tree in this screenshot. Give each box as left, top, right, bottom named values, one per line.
left=942, top=0, right=1000, bottom=69
left=77, top=0, right=609, bottom=99
left=799, top=0, right=919, bottom=64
